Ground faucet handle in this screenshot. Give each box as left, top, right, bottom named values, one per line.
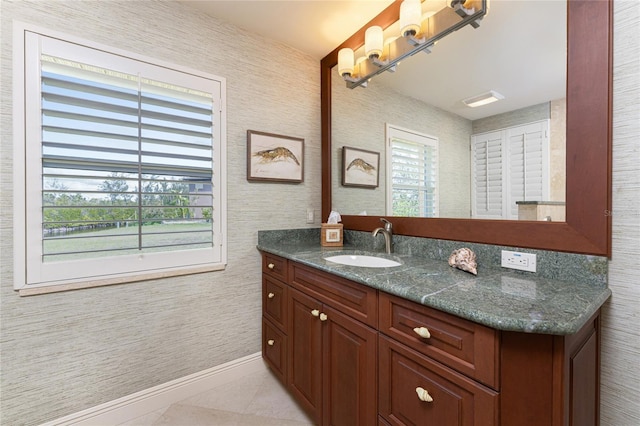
left=380, top=218, right=393, bottom=231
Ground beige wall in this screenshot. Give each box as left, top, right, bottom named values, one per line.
left=0, top=1, right=320, bottom=424
left=471, top=101, right=550, bottom=134
left=549, top=98, right=566, bottom=202
left=0, top=1, right=638, bottom=425
left=601, top=1, right=640, bottom=424
left=331, top=67, right=472, bottom=219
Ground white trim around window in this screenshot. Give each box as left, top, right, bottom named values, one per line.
left=13, top=22, right=227, bottom=294
left=385, top=124, right=439, bottom=218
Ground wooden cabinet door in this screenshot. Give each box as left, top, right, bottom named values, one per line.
left=379, top=335, right=498, bottom=426
left=263, top=275, right=288, bottom=330
left=289, top=288, right=323, bottom=425
left=322, top=304, right=377, bottom=426
left=262, top=318, right=287, bottom=384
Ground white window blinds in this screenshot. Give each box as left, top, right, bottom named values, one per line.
left=386, top=125, right=438, bottom=217
left=506, top=123, right=549, bottom=218
left=17, top=29, right=226, bottom=290
left=471, top=120, right=550, bottom=220
left=471, top=131, right=504, bottom=219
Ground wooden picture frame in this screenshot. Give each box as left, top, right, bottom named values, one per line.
left=342, top=146, right=379, bottom=188
left=247, top=130, right=304, bottom=183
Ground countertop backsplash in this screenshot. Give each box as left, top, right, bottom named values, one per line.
left=257, top=228, right=611, bottom=334
left=258, top=228, right=608, bottom=289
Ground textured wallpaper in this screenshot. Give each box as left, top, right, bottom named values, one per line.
left=1, top=1, right=638, bottom=425
left=601, top=1, right=640, bottom=424
left=0, top=1, right=320, bottom=424
left=331, top=67, right=472, bottom=219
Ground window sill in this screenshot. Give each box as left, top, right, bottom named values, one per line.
left=17, top=264, right=226, bottom=296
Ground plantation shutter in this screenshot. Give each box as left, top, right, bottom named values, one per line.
left=387, top=126, right=438, bottom=217
left=471, top=131, right=503, bottom=218
left=506, top=122, right=549, bottom=218
left=471, top=121, right=550, bottom=220
left=40, top=55, right=215, bottom=262
left=22, top=31, right=226, bottom=288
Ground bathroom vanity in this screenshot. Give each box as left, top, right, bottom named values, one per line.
left=258, top=232, right=610, bottom=426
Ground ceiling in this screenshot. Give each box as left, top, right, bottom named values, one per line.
left=179, top=0, right=566, bottom=120
left=180, top=0, right=394, bottom=59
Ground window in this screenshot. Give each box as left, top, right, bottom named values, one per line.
left=386, top=125, right=438, bottom=217
left=471, top=120, right=550, bottom=219
left=470, top=130, right=504, bottom=219
left=14, top=25, right=226, bottom=293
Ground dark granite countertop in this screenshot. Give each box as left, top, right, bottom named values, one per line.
left=257, top=236, right=611, bottom=335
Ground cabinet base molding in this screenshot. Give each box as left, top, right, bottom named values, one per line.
left=41, top=352, right=264, bottom=426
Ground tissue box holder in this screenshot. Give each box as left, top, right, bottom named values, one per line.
left=321, top=223, right=343, bottom=247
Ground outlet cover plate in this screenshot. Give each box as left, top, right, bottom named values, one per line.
left=501, top=250, right=537, bottom=272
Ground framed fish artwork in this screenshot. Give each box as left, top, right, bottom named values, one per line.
left=247, top=130, right=304, bottom=183
left=342, top=146, right=379, bottom=188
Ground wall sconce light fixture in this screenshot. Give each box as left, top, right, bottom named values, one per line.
left=338, top=0, right=489, bottom=89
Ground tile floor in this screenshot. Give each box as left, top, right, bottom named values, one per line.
left=118, top=367, right=314, bottom=426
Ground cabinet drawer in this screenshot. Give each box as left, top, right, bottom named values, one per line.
left=262, top=253, right=288, bottom=282
left=263, top=275, right=288, bottom=331
left=262, top=318, right=287, bottom=385
left=379, top=292, right=499, bottom=389
left=379, top=335, right=498, bottom=426
left=290, top=262, right=377, bottom=328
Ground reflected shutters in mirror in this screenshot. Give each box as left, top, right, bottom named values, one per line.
left=386, top=125, right=438, bottom=218
left=471, top=120, right=552, bottom=220
left=507, top=121, right=551, bottom=219
left=471, top=131, right=503, bottom=219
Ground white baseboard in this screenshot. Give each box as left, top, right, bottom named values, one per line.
left=41, top=352, right=265, bottom=426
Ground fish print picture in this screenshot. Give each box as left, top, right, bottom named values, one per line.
left=247, top=130, right=304, bottom=183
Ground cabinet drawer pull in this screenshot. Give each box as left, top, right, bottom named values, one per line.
left=267, top=263, right=275, bottom=270
left=319, top=313, right=328, bottom=321
left=416, top=387, right=433, bottom=402
left=267, top=339, right=275, bottom=346
left=413, top=326, right=431, bottom=339
left=311, top=309, right=320, bottom=317
left=267, top=292, right=275, bottom=299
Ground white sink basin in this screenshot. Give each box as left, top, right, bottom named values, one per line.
left=324, top=254, right=402, bottom=268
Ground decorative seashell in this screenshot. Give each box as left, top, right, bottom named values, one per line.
left=448, top=248, right=478, bottom=275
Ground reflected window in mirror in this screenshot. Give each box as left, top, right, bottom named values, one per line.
left=387, top=125, right=438, bottom=218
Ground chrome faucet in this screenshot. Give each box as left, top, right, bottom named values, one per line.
left=372, top=218, right=393, bottom=254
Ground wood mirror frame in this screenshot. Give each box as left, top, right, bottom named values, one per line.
left=321, top=0, right=612, bottom=256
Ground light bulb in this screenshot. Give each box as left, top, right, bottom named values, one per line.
left=400, top=0, right=422, bottom=37
left=338, top=48, right=354, bottom=77
left=365, top=26, right=383, bottom=59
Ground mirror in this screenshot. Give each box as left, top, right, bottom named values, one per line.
left=331, top=0, right=567, bottom=221
left=321, top=0, right=611, bottom=256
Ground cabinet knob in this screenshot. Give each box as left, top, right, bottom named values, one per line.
left=311, top=309, right=320, bottom=317
left=413, top=326, right=431, bottom=339
left=319, top=313, right=328, bottom=321
left=268, top=292, right=275, bottom=299
left=267, top=263, right=275, bottom=270
left=416, top=387, right=433, bottom=402
left=267, top=339, right=275, bottom=346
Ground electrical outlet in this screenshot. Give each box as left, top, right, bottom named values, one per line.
left=306, top=208, right=314, bottom=224
left=501, top=250, right=537, bottom=272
